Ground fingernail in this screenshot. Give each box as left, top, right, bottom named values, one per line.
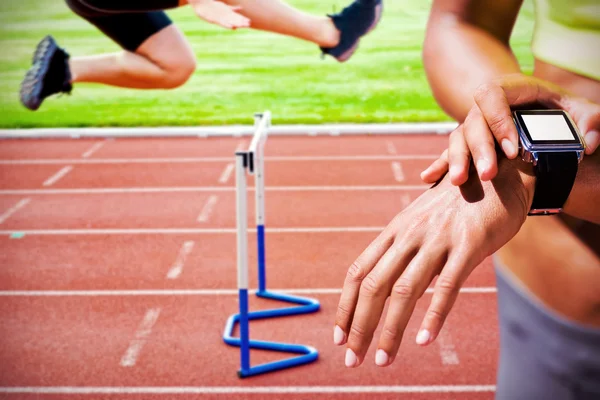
left=333, top=325, right=346, bottom=345
left=345, top=348, right=358, bottom=368
left=375, top=349, right=389, bottom=366
left=476, top=159, right=490, bottom=176
left=585, top=130, right=600, bottom=152
left=416, top=329, right=431, bottom=345
left=501, top=138, right=516, bottom=158
left=449, top=165, right=461, bottom=180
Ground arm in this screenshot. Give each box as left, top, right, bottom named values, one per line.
left=423, top=0, right=524, bottom=121
left=511, top=146, right=600, bottom=224
left=422, top=1, right=600, bottom=184
left=564, top=150, right=600, bottom=223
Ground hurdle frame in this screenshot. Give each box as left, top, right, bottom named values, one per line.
left=223, top=112, right=320, bottom=378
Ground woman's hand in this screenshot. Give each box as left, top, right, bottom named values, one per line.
left=421, top=74, right=600, bottom=186
left=334, top=155, right=535, bottom=368
left=190, top=0, right=250, bottom=30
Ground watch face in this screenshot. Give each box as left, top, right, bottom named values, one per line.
left=514, top=110, right=581, bottom=145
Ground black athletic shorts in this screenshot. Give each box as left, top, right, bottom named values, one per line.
left=64, top=0, right=180, bottom=51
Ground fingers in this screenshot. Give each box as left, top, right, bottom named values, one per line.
left=420, top=149, right=448, bottom=184
left=473, top=82, right=519, bottom=159
left=334, top=231, right=394, bottom=346
left=375, top=246, right=446, bottom=367
left=416, top=254, right=468, bottom=347
left=447, top=125, right=471, bottom=185
left=463, top=107, right=498, bottom=181
left=196, top=3, right=250, bottom=30
left=344, top=241, right=418, bottom=367
left=223, top=11, right=250, bottom=29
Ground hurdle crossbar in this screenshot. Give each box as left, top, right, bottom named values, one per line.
left=223, top=112, right=320, bottom=378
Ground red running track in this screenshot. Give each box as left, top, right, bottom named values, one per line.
left=0, top=135, right=497, bottom=400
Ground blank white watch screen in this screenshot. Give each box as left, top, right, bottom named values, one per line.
left=522, top=114, right=576, bottom=141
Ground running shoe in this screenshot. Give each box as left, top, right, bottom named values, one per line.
left=321, top=0, right=383, bottom=62
left=20, top=35, right=72, bottom=111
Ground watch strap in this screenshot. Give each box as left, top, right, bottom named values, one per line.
left=530, top=152, right=579, bottom=215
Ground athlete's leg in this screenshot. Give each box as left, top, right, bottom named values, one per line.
left=71, top=25, right=195, bottom=89
left=20, top=2, right=195, bottom=110
left=215, top=0, right=383, bottom=62
left=218, top=0, right=340, bottom=47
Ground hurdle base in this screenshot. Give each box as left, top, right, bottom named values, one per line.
left=237, top=348, right=319, bottom=378
left=223, top=289, right=320, bottom=378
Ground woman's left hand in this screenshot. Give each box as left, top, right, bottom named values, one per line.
left=334, top=153, right=534, bottom=368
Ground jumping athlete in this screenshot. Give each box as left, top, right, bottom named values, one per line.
left=20, top=0, right=383, bottom=111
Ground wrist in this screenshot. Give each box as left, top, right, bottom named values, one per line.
left=496, top=155, right=536, bottom=214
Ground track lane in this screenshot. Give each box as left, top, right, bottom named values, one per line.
left=0, top=294, right=497, bottom=388
left=0, top=136, right=447, bottom=160
left=0, top=134, right=500, bottom=399
left=0, top=191, right=423, bottom=230
left=0, top=234, right=497, bottom=291
left=0, top=159, right=434, bottom=189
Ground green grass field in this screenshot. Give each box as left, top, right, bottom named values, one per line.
left=0, top=0, right=536, bottom=127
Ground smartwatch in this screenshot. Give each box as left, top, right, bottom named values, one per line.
left=512, top=109, right=585, bottom=216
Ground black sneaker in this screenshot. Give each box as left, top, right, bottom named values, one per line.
left=20, top=35, right=72, bottom=111
left=321, top=0, right=383, bottom=62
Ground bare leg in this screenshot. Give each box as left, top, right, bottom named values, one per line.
left=185, top=0, right=340, bottom=47
left=70, top=25, right=196, bottom=89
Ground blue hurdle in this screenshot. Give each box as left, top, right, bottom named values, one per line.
left=222, top=111, right=320, bottom=378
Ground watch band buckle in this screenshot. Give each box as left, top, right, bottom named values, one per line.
left=528, top=208, right=563, bottom=216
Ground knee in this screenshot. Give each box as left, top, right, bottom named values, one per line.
left=158, top=53, right=196, bottom=89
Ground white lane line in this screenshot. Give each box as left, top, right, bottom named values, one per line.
left=437, top=328, right=460, bottom=365
left=385, top=141, right=397, bottom=155
left=81, top=142, right=105, bottom=158
left=235, top=140, right=247, bottom=152
left=0, top=198, right=31, bottom=224
left=0, top=121, right=457, bottom=139
left=0, top=385, right=496, bottom=394
left=166, top=241, right=195, bottom=280
left=120, top=308, right=161, bottom=367
left=0, top=287, right=497, bottom=297
left=0, top=185, right=430, bottom=195
left=197, top=195, right=218, bottom=223
left=0, top=155, right=438, bottom=165
left=42, top=166, right=73, bottom=187
left=391, top=161, right=405, bottom=182
left=0, top=227, right=385, bottom=236
left=218, top=163, right=234, bottom=184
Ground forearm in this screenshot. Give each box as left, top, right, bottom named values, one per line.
left=505, top=152, right=600, bottom=224
left=423, top=21, right=521, bottom=122
left=564, top=151, right=600, bottom=223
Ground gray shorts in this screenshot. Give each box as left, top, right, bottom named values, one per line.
left=494, top=261, right=600, bottom=400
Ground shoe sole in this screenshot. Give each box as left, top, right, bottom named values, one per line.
left=32, top=35, right=55, bottom=65
left=336, top=3, right=383, bottom=62
left=20, top=39, right=58, bottom=111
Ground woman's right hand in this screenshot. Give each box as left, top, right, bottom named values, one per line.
left=190, top=0, right=250, bottom=30
left=421, top=74, right=600, bottom=186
